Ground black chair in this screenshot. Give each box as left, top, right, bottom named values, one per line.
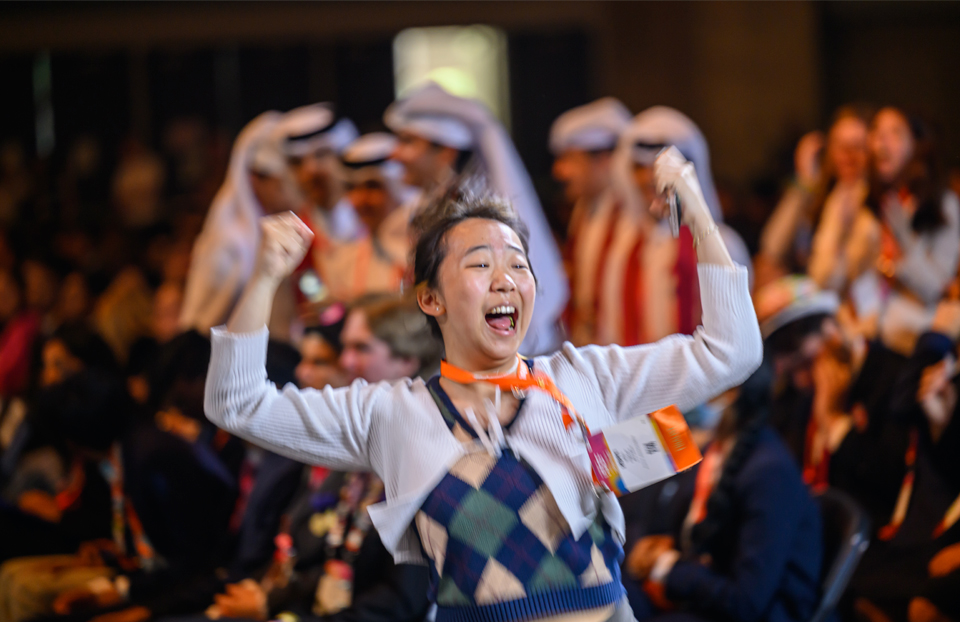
left=809, top=487, right=871, bottom=622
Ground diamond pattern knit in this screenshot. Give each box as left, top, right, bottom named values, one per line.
left=417, top=374, right=624, bottom=622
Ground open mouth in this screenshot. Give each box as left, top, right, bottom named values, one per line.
left=484, top=304, right=518, bottom=335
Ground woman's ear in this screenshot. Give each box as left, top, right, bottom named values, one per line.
left=417, top=286, right=444, bottom=319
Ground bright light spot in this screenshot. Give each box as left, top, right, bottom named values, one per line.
left=393, top=25, right=510, bottom=127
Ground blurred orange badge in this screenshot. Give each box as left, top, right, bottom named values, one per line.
left=588, top=405, right=702, bottom=496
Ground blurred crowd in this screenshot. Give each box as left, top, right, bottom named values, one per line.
left=1, top=80, right=960, bottom=622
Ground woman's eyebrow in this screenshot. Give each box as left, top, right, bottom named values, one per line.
left=464, top=245, right=491, bottom=256
left=463, top=244, right=524, bottom=256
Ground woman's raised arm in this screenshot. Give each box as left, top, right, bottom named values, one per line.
left=553, top=148, right=762, bottom=421
left=226, top=211, right=313, bottom=334
left=204, top=212, right=378, bottom=471
left=205, top=325, right=380, bottom=471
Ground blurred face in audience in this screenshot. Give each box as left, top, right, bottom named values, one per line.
left=392, top=131, right=457, bottom=189
left=870, top=108, right=915, bottom=184
left=22, top=260, right=58, bottom=312
left=347, top=176, right=395, bottom=234
left=153, top=282, right=183, bottom=344
left=631, top=164, right=658, bottom=208
left=0, top=270, right=21, bottom=321
left=295, top=332, right=348, bottom=390
left=249, top=170, right=300, bottom=215
left=56, top=272, right=91, bottom=324
left=828, top=116, right=868, bottom=185
left=770, top=317, right=838, bottom=391
left=339, top=309, right=419, bottom=383
left=553, top=149, right=613, bottom=204
left=41, top=338, right=84, bottom=387
left=163, top=240, right=192, bottom=284
left=287, top=149, right=340, bottom=210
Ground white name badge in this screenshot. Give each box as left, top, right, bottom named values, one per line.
left=587, top=405, right=702, bottom=496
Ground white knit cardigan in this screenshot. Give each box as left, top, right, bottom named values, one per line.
left=205, top=264, right=762, bottom=564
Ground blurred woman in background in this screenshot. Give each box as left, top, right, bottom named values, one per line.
left=759, top=105, right=873, bottom=291
left=625, top=365, right=822, bottom=622
left=868, top=107, right=960, bottom=355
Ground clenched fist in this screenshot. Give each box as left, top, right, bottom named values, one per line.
left=653, top=145, right=711, bottom=228
left=254, top=211, right=314, bottom=283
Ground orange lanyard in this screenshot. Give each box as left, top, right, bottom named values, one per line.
left=55, top=458, right=86, bottom=511
left=440, top=355, right=585, bottom=434
left=687, top=445, right=722, bottom=526
left=878, top=429, right=960, bottom=541
left=802, top=411, right=830, bottom=491
left=102, top=444, right=156, bottom=570
left=441, top=356, right=604, bottom=490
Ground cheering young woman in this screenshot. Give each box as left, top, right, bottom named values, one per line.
left=205, top=147, right=762, bottom=622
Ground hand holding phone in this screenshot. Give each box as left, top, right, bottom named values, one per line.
left=655, top=146, right=694, bottom=239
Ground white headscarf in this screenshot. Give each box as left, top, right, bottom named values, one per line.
left=384, top=85, right=474, bottom=150
left=613, top=106, right=722, bottom=222
left=341, top=132, right=412, bottom=206
left=277, top=103, right=359, bottom=157
left=384, top=82, right=569, bottom=355
left=179, top=112, right=282, bottom=333
left=549, top=97, right=632, bottom=155
left=612, top=106, right=753, bottom=280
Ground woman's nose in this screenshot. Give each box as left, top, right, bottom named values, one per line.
left=491, top=268, right=516, bottom=292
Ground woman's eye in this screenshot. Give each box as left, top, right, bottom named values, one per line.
left=470, top=263, right=488, bottom=269
left=514, top=264, right=529, bottom=270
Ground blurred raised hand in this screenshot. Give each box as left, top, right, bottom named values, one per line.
left=794, top=131, right=824, bottom=191
left=227, top=211, right=314, bottom=334
left=254, top=211, right=314, bottom=284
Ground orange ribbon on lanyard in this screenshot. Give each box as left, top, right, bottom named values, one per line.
left=441, top=356, right=604, bottom=489
left=440, top=355, right=585, bottom=434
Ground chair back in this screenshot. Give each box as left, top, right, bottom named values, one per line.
left=809, top=487, right=871, bottom=622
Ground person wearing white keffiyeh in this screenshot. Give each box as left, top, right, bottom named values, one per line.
left=179, top=112, right=301, bottom=338
left=385, top=82, right=569, bottom=356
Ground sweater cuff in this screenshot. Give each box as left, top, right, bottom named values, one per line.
left=210, top=325, right=269, bottom=347
left=209, top=325, right=270, bottom=380
left=696, top=264, right=756, bottom=327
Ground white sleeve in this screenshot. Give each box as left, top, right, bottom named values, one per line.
left=561, top=264, right=762, bottom=420
left=204, top=327, right=380, bottom=471
left=894, top=193, right=960, bottom=306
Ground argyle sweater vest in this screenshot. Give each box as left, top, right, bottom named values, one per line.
left=415, top=374, right=625, bottom=622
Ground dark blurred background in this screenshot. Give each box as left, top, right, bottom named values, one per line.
left=1, top=1, right=959, bottom=249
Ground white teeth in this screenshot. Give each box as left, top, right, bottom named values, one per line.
left=488, top=305, right=516, bottom=315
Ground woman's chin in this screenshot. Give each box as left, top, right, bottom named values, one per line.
left=479, top=333, right=521, bottom=362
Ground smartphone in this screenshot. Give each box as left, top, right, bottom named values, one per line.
left=656, top=146, right=683, bottom=239
left=668, top=190, right=682, bottom=239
